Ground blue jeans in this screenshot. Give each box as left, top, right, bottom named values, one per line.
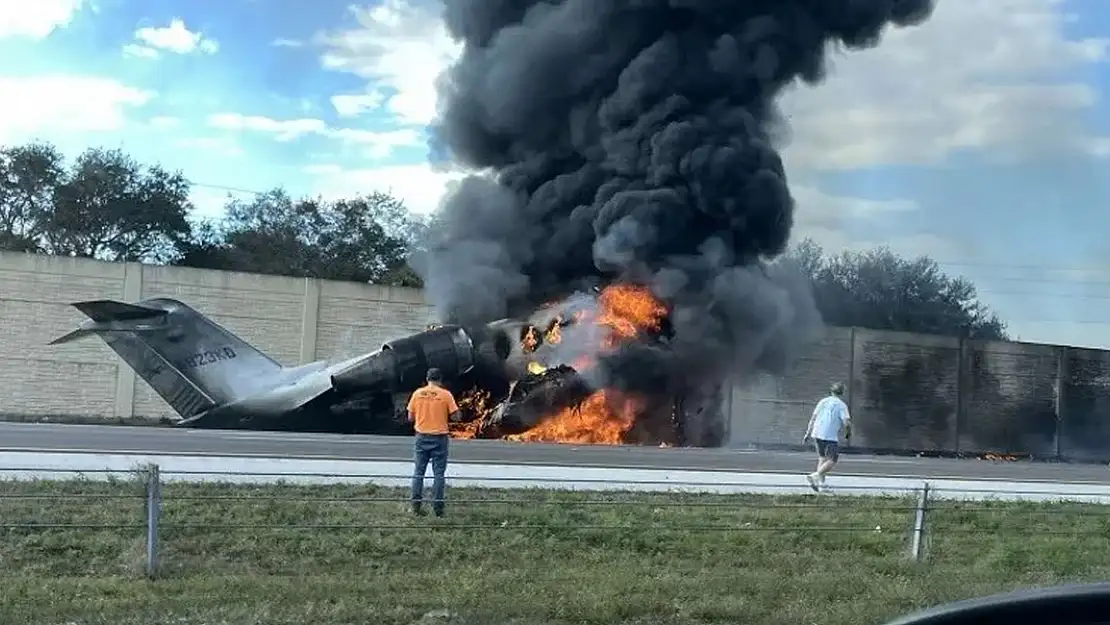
left=411, top=433, right=449, bottom=512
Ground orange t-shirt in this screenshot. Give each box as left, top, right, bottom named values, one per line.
left=406, top=383, right=459, bottom=435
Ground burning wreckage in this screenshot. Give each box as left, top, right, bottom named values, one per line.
left=333, top=283, right=725, bottom=446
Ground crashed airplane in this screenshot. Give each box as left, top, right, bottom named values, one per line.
left=48, top=294, right=715, bottom=445
left=48, top=297, right=539, bottom=434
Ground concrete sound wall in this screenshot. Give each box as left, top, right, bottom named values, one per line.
left=724, top=329, right=1102, bottom=459
left=0, top=252, right=432, bottom=422
left=3, top=251, right=1109, bottom=459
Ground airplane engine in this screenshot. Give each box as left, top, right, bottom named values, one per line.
left=329, top=325, right=479, bottom=394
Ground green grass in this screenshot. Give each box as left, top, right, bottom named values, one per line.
left=2, top=476, right=1110, bottom=625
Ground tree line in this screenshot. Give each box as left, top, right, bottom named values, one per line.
left=0, top=140, right=1006, bottom=340
left=785, top=238, right=1007, bottom=341
left=0, top=141, right=425, bottom=287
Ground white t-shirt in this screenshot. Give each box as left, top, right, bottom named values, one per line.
left=810, top=395, right=850, bottom=441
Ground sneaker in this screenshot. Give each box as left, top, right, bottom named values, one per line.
left=805, top=473, right=819, bottom=492
left=411, top=505, right=427, bottom=517
left=433, top=508, right=445, bottom=518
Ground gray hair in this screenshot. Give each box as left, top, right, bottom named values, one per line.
left=830, top=382, right=846, bottom=396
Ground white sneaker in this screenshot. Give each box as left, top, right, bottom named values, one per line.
left=805, top=473, right=819, bottom=492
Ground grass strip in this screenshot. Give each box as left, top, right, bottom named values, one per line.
left=1, top=477, right=1109, bottom=625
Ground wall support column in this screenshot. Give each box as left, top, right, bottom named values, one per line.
left=954, top=338, right=970, bottom=454
left=848, top=327, right=861, bottom=416
left=299, top=278, right=321, bottom=364
left=112, top=262, right=143, bottom=419
left=1054, top=346, right=1070, bottom=459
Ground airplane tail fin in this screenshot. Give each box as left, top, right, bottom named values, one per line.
left=51, top=298, right=283, bottom=419
left=49, top=300, right=170, bottom=346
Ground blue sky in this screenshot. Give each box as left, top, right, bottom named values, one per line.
left=1, top=0, right=1109, bottom=349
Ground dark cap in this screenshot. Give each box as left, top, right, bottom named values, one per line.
left=426, top=367, right=443, bottom=382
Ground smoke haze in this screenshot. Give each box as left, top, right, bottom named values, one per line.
left=414, top=0, right=936, bottom=396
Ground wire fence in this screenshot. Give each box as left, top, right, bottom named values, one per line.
left=2, top=465, right=1110, bottom=578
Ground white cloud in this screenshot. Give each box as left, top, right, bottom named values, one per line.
left=0, top=0, right=85, bottom=39
left=315, top=0, right=461, bottom=125
left=1085, top=136, right=1110, bottom=158
left=331, top=92, right=385, bottom=117
left=779, top=0, right=1110, bottom=171
left=0, top=75, right=152, bottom=143
left=788, top=184, right=959, bottom=260
left=147, top=116, right=180, bottom=130
left=122, top=43, right=159, bottom=59
left=208, top=112, right=420, bottom=158
left=326, top=127, right=422, bottom=157
left=304, top=163, right=468, bottom=215
left=124, top=18, right=219, bottom=59
left=793, top=185, right=918, bottom=220
left=271, top=38, right=303, bottom=48
left=189, top=187, right=251, bottom=220
left=208, top=113, right=326, bottom=141
left=175, top=136, right=244, bottom=157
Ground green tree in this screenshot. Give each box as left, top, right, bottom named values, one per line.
left=0, top=140, right=426, bottom=286
left=787, top=238, right=1007, bottom=340
left=0, top=142, right=65, bottom=253
left=179, top=188, right=426, bottom=287
left=0, top=142, right=193, bottom=263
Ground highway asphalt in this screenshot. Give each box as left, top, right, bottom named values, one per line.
left=0, top=421, right=1108, bottom=482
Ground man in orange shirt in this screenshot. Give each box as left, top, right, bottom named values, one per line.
left=407, top=367, right=460, bottom=517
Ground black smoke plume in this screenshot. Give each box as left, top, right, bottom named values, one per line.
left=414, top=0, right=936, bottom=399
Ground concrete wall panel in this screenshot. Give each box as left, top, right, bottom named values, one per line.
left=850, top=329, right=961, bottom=452
left=0, top=253, right=125, bottom=417
left=728, top=327, right=854, bottom=446
left=315, top=281, right=432, bottom=360
left=959, top=340, right=1059, bottom=456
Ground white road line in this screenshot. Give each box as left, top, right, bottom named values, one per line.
left=0, top=447, right=787, bottom=473
left=0, top=447, right=1098, bottom=483
left=1, top=451, right=1108, bottom=503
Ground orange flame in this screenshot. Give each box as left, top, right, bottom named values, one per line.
left=511, top=283, right=668, bottom=445
left=522, top=327, right=539, bottom=353
left=507, top=389, right=642, bottom=444
left=544, top=319, right=563, bottom=345
left=450, top=388, right=493, bottom=439
left=448, top=283, right=670, bottom=445
left=595, top=283, right=668, bottom=347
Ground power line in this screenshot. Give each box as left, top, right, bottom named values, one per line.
left=836, top=313, right=1110, bottom=326
left=188, top=180, right=265, bottom=196
left=965, top=277, right=1110, bottom=288
left=183, top=180, right=1110, bottom=287
left=962, top=289, right=1110, bottom=301
left=933, top=259, right=1109, bottom=272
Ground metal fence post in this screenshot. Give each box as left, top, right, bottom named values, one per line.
left=145, top=463, right=161, bottom=578
left=910, top=481, right=929, bottom=562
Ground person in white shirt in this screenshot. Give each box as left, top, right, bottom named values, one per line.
left=802, top=382, right=852, bottom=492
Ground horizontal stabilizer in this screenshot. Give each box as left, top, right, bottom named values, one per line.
left=48, top=299, right=171, bottom=346
left=48, top=328, right=98, bottom=346
left=72, top=300, right=167, bottom=322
